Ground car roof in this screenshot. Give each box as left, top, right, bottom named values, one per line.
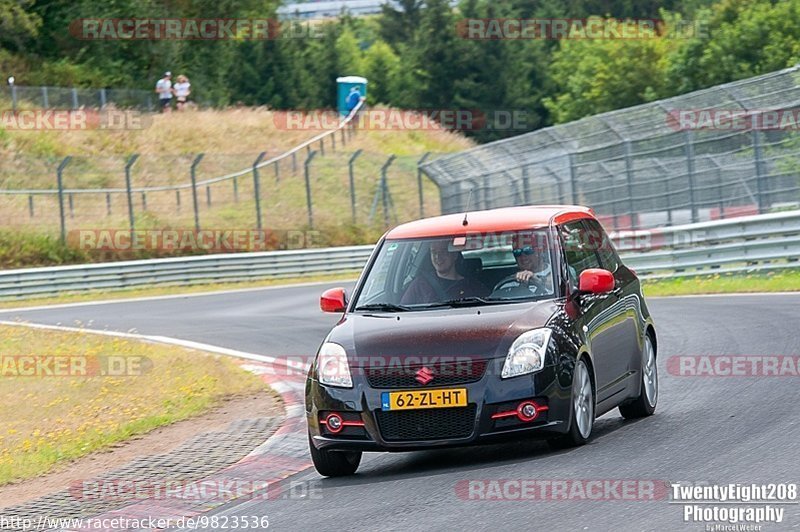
left=385, top=205, right=596, bottom=239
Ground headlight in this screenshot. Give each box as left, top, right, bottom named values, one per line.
left=316, top=342, right=353, bottom=388
left=501, top=328, right=552, bottom=379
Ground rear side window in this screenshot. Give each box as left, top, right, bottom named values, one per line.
left=560, top=221, right=602, bottom=288
left=583, top=219, right=621, bottom=273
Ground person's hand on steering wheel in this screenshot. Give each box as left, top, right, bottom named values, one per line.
left=516, top=270, right=535, bottom=284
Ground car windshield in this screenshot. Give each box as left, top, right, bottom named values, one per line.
left=353, top=229, right=556, bottom=311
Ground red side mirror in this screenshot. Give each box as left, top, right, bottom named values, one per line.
left=320, top=287, right=347, bottom=313
left=579, top=269, right=615, bottom=294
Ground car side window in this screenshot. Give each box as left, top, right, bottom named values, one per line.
left=560, top=221, right=602, bottom=288
left=582, top=219, right=620, bottom=273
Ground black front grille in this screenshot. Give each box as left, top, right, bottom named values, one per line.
left=375, top=405, right=477, bottom=441
left=365, top=360, right=487, bottom=389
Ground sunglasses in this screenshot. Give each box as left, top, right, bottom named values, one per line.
left=512, top=246, right=538, bottom=257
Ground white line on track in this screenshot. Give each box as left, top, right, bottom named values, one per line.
left=0, top=319, right=288, bottom=366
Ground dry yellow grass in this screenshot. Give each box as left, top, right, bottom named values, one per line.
left=0, top=104, right=473, bottom=236
left=0, top=324, right=269, bottom=485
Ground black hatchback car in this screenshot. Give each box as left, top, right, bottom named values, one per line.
left=306, top=206, right=658, bottom=476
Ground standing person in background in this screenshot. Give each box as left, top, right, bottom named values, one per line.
left=155, top=71, right=173, bottom=113
left=174, top=74, right=191, bottom=111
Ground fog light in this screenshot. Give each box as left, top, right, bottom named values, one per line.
left=517, top=401, right=538, bottom=422
left=325, top=413, right=343, bottom=433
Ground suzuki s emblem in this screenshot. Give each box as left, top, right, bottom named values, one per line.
left=416, top=366, right=434, bottom=385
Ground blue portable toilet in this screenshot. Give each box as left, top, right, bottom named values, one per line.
left=337, top=76, right=368, bottom=117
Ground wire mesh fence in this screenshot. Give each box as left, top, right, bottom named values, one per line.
left=420, top=65, right=800, bottom=231
left=0, top=85, right=157, bottom=111
left=0, top=147, right=444, bottom=243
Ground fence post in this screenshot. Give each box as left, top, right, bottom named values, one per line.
left=684, top=131, right=698, bottom=223
left=190, top=153, right=204, bottom=232
left=100, top=88, right=107, bottom=108
left=348, top=149, right=363, bottom=224
left=106, top=193, right=111, bottom=216
left=331, top=130, right=336, bottom=151
left=292, top=152, right=297, bottom=174
left=71, top=88, right=79, bottom=109
left=522, top=166, right=531, bottom=204
left=68, top=193, right=74, bottom=218
left=41, top=86, right=49, bottom=108
left=206, top=186, right=211, bottom=207
left=233, top=175, right=239, bottom=202
left=304, top=150, right=318, bottom=228
left=141, top=192, right=147, bottom=211
left=11, top=85, right=17, bottom=111
left=56, top=156, right=72, bottom=243
left=124, top=154, right=138, bottom=232
left=176, top=190, right=181, bottom=213
left=752, top=129, right=767, bottom=214
left=28, top=195, right=34, bottom=217
left=274, top=159, right=280, bottom=181
left=623, top=139, right=636, bottom=229
left=253, top=152, right=266, bottom=230
left=417, top=152, right=431, bottom=217
left=381, top=175, right=389, bottom=226
left=568, top=153, right=579, bottom=204
left=380, top=155, right=397, bottom=227
left=483, top=176, right=492, bottom=209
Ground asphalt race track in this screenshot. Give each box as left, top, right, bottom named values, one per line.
left=2, top=288, right=799, bottom=531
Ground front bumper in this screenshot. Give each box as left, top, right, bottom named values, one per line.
left=306, top=359, right=573, bottom=452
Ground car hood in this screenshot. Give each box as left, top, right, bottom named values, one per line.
left=326, top=300, right=560, bottom=364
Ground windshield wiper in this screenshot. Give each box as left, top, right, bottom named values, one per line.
left=422, top=297, right=503, bottom=308
left=354, top=303, right=411, bottom=312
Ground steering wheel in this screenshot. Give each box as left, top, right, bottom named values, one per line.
left=491, top=276, right=543, bottom=298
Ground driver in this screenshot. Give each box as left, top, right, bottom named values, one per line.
left=495, top=232, right=554, bottom=296
left=401, top=240, right=489, bottom=305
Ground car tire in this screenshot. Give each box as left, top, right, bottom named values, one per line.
left=548, top=358, right=594, bottom=450
left=308, top=434, right=362, bottom=477
left=619, top=333, right=658, bottom=419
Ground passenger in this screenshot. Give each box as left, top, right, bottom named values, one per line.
left=401, top=240, right=489, bottom=305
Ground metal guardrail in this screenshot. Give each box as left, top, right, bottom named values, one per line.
left=1, top=211, right=798, bottom=299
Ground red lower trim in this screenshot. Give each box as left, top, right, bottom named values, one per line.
left=491, top=402, right=549, bottom=421
left=320, top=413, right=365, bottom=434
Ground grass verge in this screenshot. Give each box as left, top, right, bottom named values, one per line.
left=0, top=325, right=271, bottom=486
left=642, top=269, right=800, bottom=297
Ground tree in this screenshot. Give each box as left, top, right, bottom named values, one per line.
left=664, top=0, right=800, bottom=94
left=363, top=41, right=401, bottom=104
left=0, top=0, right=41, bottom=52
left=542, top=17, right=674, bottom=123
left=379, top=0, right=424, bottom=49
